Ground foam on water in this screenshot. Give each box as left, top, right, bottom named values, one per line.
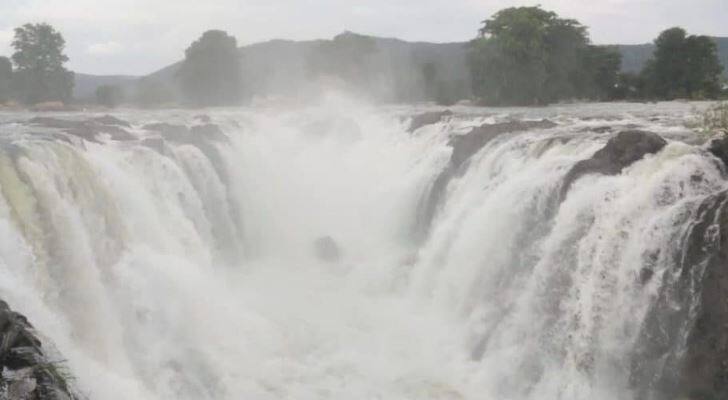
left=0, top=99, right=722, bottom=399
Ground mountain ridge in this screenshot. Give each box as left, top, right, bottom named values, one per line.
left=72, top=34, right=728, bottom=100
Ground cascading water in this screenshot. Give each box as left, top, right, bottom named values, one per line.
left=0, top=98, right=724, bottom=400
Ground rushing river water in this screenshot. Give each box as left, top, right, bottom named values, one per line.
left=0, top=98, right=722, bottom=399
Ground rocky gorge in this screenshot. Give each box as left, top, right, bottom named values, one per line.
left=0, top=101, right=727, bottom=399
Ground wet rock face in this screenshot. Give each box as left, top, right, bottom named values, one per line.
left=678, top=192, right=728, bottom=399
left=314, top=236, right=341, bottom=263
left=0, top=300, right=76, bottom=400
left=142, top=123, right=191, bottom=142
left=450, top=119, right=556, bottom=169
left=708, top=136, right=728, bottom=169
left=561, top=130, right=667, bottom=199
left=414, top=119, right=557, bottom=241
left=628, top=191, right=728, bottom=400
left=191, top=124, right=229, bottom=143
left=90, top=115, right=131, bottom=127
left=408, top=110, right=453, bottom=133
left=29, top=116, right=134, bottom=142
left=143, top=122, right=228, bottom=145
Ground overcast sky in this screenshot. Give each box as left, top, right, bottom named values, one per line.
left=1, top=0, right=727, bottom=76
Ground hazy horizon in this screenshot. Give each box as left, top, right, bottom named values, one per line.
left=1, top=0, right=727, bottom=76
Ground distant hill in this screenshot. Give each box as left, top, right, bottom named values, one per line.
left=72, top=34, right=470, bottom=101
left=73, top=73, right=137, bottom=100
left=72, top=34, right=728, bottom=101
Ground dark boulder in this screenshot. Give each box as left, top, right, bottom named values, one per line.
left=29, top=116, right=134, bottom=142
left=94, top=124, right=134, bottom=141
left=708, top=136, right=728, bottom=169
left=677, top=192, right=728, bottom=399
left=144, top=123, right=228, bottom=145
left=314, top=236, right=341, bottom=263
left=450, top=119, right=557, bottom=169
left=561, top=130, right=667, bottom=199
left=140, top=137, right=166, bottom=153
left=578, top=125, right=614, bottom=134
left=191, top=124, right=228, bottom=142
left=408, top=110, right=453, bottom=133
left=629, top=191, right=728, bottom=399
left=90, top=115, right=131, bottom=127
left=143, top=123, right=191, bottom=142
left=0, top=300, right=77, bottom=399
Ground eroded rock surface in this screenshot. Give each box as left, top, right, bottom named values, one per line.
left=415, top=119, right=557, bottom=240
left=0, top=300, right=77, bottom=400
left=561, top=130, right=667, bottom=199
left=629, top=191, right=728, bottom=400
left=408, top=110, right=453, bottom=133
left=29, top=116, right=134, bottom=142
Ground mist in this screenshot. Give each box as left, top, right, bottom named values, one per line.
left=2, top=2, right=728, bottom=400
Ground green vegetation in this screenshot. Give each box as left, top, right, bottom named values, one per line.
left=95, top=85, right=124, bottom=108
left=34, top=359, right=77, bottom=398
left=697, top=102, right=728, bottom=136
left=420, top=62, right=438, bottom=100
left=135, top=77, right=175, bottom=108
left=467, top=6, right=621, bottom=106
left=0, top=13, right=725, bottom=108
left=177, top=30, right=243, bottom=106
left=467, top=7, right=725, bottom=105
left=0, top=57, right=12, bottom=103
left=308, top=32, right=378, bottom=89
left=641, top=27, right=723, bottom=100
left=11, top=23, right=74, bottom=104
left=575, top=45, right=623, bottom=100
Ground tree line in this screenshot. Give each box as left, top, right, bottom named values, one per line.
left=467, top=6, right=725, bottom=106
left=0, top=23, right=245, bottom=108
left=0, top=8, right=725, bottom=108
left=0, top=23, right=74, bottom=105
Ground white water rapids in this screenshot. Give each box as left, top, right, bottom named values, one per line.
left=0, top=98, right=723, bottom=399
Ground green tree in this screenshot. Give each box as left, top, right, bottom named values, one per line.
left=645, top=27, right=688, bottom=99
left=576, top=45, right=623, bottom=100
left=0, top=57, right=12, bottom=103
left=308, top=32, right=377, bottom=86
left=642, top=27, right=723, bottom=99
left=135, top=78, right=174, bottom=108
left=11, top=23, right=74, bottom=104
left=468, top=7, right=590, bottom=106
left=421, top=62, right=438, bottom=99
left=178, top=30, right=242, bottom=106
left=612, top=72, right=647, bottom=100
left=684, top=35, right=723, bottom=98
left=95, top=85, right=124, bottom=108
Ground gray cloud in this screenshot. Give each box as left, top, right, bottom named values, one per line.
left=1, top=0, right=726, bottom=75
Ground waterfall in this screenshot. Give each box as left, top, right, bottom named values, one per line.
left=0, top=99, right=724, bottom=399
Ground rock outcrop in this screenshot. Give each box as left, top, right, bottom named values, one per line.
left=0, top=300, right=77, bottom=400
left=708, top=136, right=728, bottom=169
left=408, top=110, right=453, bottom=133
left=560, top=130, right=667, bottom=199
left=90, top=115, right=130, bottom=128
left=629, top=190, right=728, bottom=400
left=143, top=123, right=228, bottom=145
left=415, top=119, right=556, bottom=240
left=29, top=116, right=134, bottom=142
left=190, top=124, right=228, bottom=143
left=450, top=119, right=556, bottom=169
left=142, top=123, right=190, bottom=142
left=313, top=236, right=341, bottom=263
